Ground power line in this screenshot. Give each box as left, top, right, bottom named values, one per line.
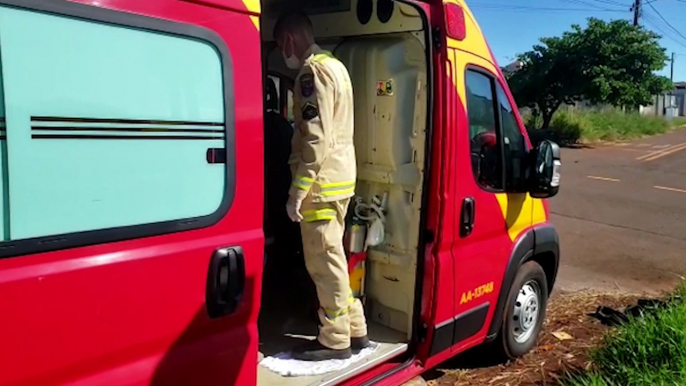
left=643, top=13, right=686, bottom=49
left=469, top=3, right=627, bottom=12
left=580, top=0, right=631, bottom=6
left=642, top=5, right=686, bottom=52
left=643, top=14, right=672, bottom=38
left=469, top=0, right=631, bottom=14
left=590, top=0, right=628, bottom=5
left=558, top=0, right=627, bottom=9
left=670, top=53, right=686, bottom=83
left=645, top=1, right=686, bottom=41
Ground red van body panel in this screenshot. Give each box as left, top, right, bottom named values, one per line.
left=0, top=0, right=265, bottom=384
left=0, top=0, right=556, bottom=385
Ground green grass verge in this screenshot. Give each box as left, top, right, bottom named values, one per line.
left=564, top=284, right=686, bottom=386
left=525, top=109, right=686, bottom=145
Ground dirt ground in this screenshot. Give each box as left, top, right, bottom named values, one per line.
left=425, top=291, right=646, bottom=386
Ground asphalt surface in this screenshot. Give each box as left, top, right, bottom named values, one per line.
left=551, top=128, right=686, bottom=295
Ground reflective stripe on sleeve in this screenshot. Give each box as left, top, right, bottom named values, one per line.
left=292, top=175, right=314, bottom=190
left=313, top=52, right=335, bottom=64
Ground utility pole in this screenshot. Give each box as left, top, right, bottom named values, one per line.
left=669, top=52, right=676, bottom=116
left=632, top=0, right=641, bottom=26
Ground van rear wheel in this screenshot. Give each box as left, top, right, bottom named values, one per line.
left=495, top=261, right=548, bottom=359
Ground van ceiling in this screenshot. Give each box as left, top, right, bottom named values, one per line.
left=262, top=0, right=424, bottom=42
left=263, top=0, right=352, bottom=16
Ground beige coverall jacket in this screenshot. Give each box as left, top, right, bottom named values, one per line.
left=289, top=44, right=367, bottom=349
left=289, top=45, right=357, bottom=206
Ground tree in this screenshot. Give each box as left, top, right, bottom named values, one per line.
left=507, top=18, right=672, bottom=129
left=507, top=37, right=585, bottom=129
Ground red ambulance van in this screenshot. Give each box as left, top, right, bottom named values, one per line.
left=0, top=0, right=561, bottom=385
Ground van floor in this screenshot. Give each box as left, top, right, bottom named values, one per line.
left=257, top=254, right=408, bottom=386
left=257, top=321, right=407, bottom=386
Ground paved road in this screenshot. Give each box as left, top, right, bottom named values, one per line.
left=551, top=128, right=686, bottom=295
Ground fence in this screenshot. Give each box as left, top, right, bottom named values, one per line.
left=640, top=92, right=684, bottom=118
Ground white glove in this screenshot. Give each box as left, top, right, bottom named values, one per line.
left=286, top=196, right=304, bottom=223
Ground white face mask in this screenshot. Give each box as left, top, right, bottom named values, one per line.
left=282, top=50, right=300, bottom=70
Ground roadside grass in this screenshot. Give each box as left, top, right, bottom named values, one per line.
left=672, top=116, right=686, bottom=127
left=563, top=284, right=686, bottom=386
left=425, top=291, right=643, bottom=386
left=525, top=108, right=686, bottom=145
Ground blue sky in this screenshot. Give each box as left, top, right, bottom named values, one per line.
left=469, top=0, right=686, bottom=82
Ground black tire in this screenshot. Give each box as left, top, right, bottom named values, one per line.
left=494, top=261, right=549, bottom=360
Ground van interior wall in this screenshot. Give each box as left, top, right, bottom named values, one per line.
left=262, top=0, right=427, bottom=339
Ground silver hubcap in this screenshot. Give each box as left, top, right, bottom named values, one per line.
left=511, top=280, right=541, bottom=344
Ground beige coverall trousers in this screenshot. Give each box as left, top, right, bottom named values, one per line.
left=300, top=197, right=368, bottom=350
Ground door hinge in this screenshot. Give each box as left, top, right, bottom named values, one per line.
left=418, top=322, right=429, bottom=342
left=424, top=229, right=435, bottom=244
left=432, top=26, right=442, bottom=50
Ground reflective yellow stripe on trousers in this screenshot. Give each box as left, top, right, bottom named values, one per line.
left=323, top=295, right=356, bottom=320
left=302, top=208, right=337, bottom=222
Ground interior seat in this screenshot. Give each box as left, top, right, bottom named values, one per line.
left=263, top=77, right=301, bottom=258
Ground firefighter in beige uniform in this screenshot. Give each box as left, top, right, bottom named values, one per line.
left=274, top=12, right=369, bottom=361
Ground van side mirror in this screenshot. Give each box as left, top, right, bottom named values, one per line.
left=529, top=140, right=561, bottom=199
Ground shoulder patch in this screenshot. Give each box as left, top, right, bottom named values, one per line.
left=301, top=101, right=319, bottom=120
left=300, top=74, right=314, bottom=98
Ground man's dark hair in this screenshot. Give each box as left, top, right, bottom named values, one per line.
left=273, top=11, right=313, bottom=41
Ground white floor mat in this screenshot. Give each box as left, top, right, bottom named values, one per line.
left=259, top=342, right=380, bottom=377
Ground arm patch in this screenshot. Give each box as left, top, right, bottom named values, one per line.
left=302, top=101, right=319, bottom=120
left=300, top=74, right=314, bottom=97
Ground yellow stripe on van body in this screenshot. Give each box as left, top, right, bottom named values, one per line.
left=443, top=0, right=495, bottom=70
left=531, top=198, right=547, bottom=229
left=495, top=194, right=547, bottom=242
left=241, top=0, right=260, bottom=13
left=445, top=0, right=548, bottom=242
left=240, top=0, right=260, bottom=30
left=450, top=50, right=499, bottom=111
left=249, top=16, right=259, bottom=29
left=454, top=52, right=546, bottom=240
